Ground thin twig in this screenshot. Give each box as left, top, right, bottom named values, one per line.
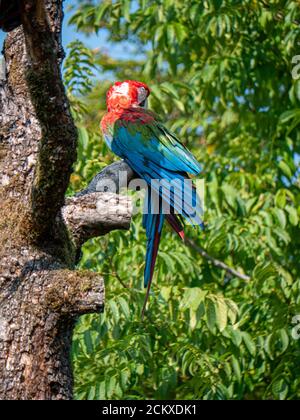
left=184, top=237, right=251, bottom=282
left=112, top=271, right=128, bottom=289
left=106, top=255, right=129, bottom=289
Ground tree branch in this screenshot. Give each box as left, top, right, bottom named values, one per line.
left=63, top=192, right=132, bottom=250
left=75, top=160, right=136, bottom=197
left=72, top=161, right=250, bottom=282
left=184, top=237, right=251, bottom=282
left=20, top=0, right=77, bottom=240
left=43, top=269, right=105, bottom=316
left=62, top=161, right=135, bottom=251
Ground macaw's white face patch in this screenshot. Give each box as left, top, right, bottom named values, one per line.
left=112, top=82, right=130, bottom=97
left=137, top=86, right=148, bottom=104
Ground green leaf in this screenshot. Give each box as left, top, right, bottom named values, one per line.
left=275, top=190, right=287, bottom=209
left=226, top=299, right=239, bottom=325
left=278, top=160, right=293, bottom=179
left=160, top=82, right=179, bottom=99
left=215, top=297, right=228, bottom=332
left=123, top=0, right=131, bottom=22
left=205, top=297, right=217, bottom=332
left=189, top=308, right=197, bottom=330
left=136, top=364, right=144, bottom=375
left=242, top=332, right=256, bottom=357
left=253, top=263, right=277, bottom=283
left=84, top=331, right=93, bottom=354
left=78, top=127, right=89, bottom=150
left=181, top=288, right=207, bottom=311
left=279, top=109, right=300, bottom=124
left=278, top=329, right=289, bottom=354
left=226, top=327, right=243, bottom=347
left=109, top=300, right=120, bottom=322
left=272, top=208, right=287, bottom=229
left=107, top=376, right=117, bottom=399
left=272, top=378, right=289, bottom=400
left=118, top=297, right=130, bottom=319
left=95, top=3, right=111, bottom=23
left=160, top=286, right=172, bottom=301
left=87, top=385, right=96, bottom=400
left=286, top=205, right=299, bottom=226
left=231, top=356, right=242, bottom=383
left=97, top=381, right=106, bottom=400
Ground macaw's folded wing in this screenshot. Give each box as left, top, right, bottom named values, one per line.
left=112, top=110, right=202, bottom=176
left=110, top=110, right=204, bottom=227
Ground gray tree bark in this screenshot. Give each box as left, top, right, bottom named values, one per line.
left=0, top=0, right=133, bottom=400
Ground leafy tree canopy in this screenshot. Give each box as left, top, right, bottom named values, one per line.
left=65, top=0, right=300, bottom=400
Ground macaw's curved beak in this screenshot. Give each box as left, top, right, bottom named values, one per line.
left=140, top=98, right=148, bottom=109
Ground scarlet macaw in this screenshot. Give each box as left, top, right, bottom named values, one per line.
left=101, top=80, right=203, bottom=316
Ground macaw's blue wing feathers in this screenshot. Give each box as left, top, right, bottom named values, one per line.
left=121, top=153, right=203, bottom=228
left=113, top=119, right=201, bottom=175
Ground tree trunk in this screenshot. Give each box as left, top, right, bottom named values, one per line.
left=0, top=0, right=132, bottom=400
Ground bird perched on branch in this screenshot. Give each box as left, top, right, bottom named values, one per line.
left=101, top=80, right=203, bottom=317
left=0, top=0, right=21, bottom=32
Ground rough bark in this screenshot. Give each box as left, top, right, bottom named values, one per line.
left=0, top=1, right=132, bottom=400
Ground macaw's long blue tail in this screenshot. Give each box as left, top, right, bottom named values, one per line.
left=141, top=210, right=187, bottom=318
left=141, top=176, right=204, bottom=318
left=141, top=192, right=165, bottom=319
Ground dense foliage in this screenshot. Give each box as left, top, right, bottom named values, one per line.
left=65, top=0, right=300, bottom=400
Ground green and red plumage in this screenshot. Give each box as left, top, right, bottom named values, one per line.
left=101, top=80, right=203, bottom=317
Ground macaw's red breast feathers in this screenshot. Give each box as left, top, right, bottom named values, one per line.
left=101, top=106, right=155, bottom=132
left=106, top=80, right=150, bottom=112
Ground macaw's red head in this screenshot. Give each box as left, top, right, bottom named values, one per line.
left=106, top=80, right=150, bottom=111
